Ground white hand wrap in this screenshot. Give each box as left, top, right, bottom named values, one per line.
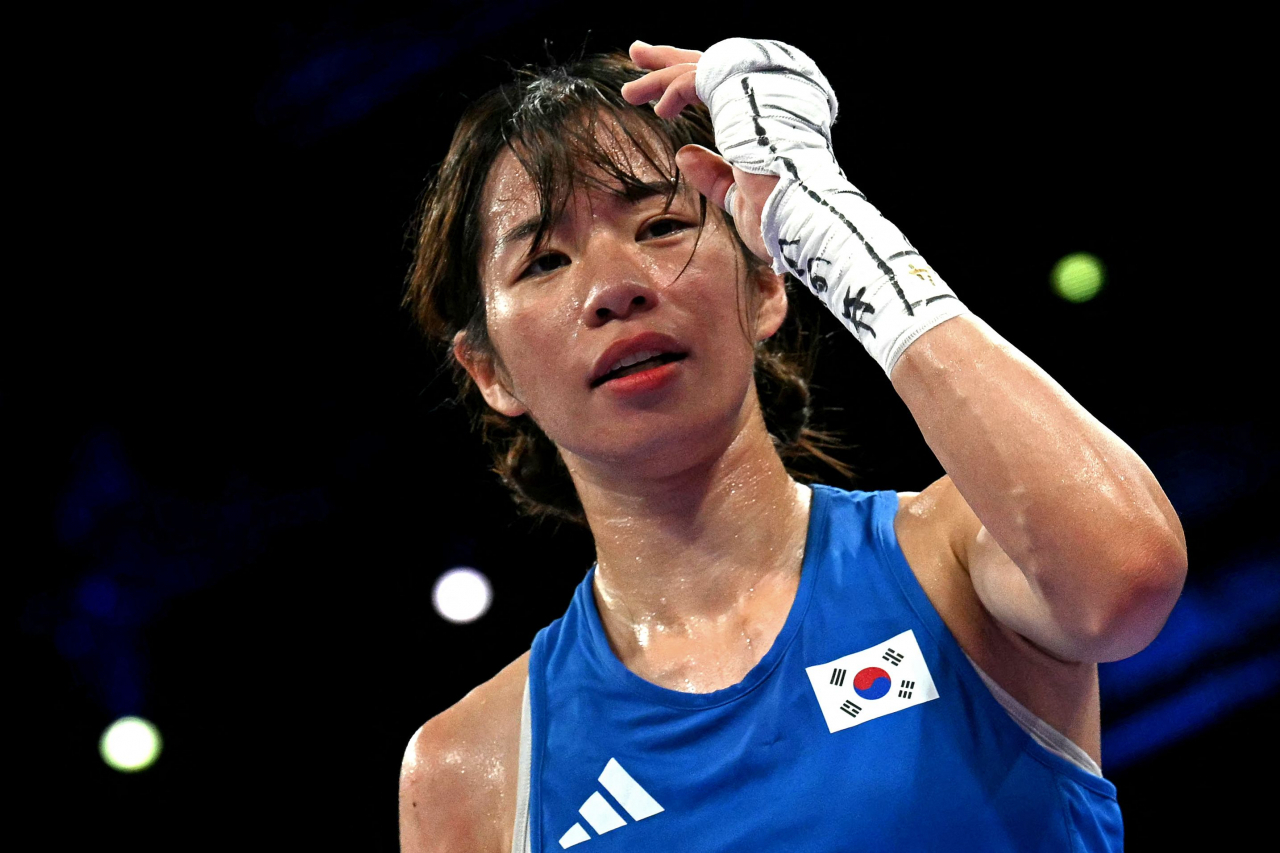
left=695, top=38, right=972, bottom=377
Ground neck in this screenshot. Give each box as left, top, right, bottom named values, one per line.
left=562, top=402, right=813, bottom=687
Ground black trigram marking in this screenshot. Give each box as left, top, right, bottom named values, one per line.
left=830, top=668, right=847, bottom=687
left=840, top=700, right=862, bottom=718
left=883, top=649, right=904, bottom=666
left=899, top=680, right=916, bottom=700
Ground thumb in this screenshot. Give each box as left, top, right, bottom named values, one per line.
left=675, top=145, right=735, bottom=211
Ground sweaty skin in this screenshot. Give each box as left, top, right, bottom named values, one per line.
left=463, top=126, right=818, bottom=695
left=399, top=52, right=1186, bottom=852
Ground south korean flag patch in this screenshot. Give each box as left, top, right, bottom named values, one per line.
left=805, top=629, right=940, bottom=733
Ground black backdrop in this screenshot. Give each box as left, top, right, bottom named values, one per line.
left=14, top=2, right=1276, bottom=849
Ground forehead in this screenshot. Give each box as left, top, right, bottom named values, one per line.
left=480, top=148, right=541, bottom=234
left=479, top=115, right=679, bottom=254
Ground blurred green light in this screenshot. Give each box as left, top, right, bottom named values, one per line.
left=100, top=716, right=162, bottom=772
left=1051, top=252, right=1106, bottom=303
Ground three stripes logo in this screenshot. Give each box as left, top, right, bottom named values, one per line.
left=559, top=758, right=664, bottom=849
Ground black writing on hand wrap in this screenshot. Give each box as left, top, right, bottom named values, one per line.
left=736, top=68, right=914, bottom=325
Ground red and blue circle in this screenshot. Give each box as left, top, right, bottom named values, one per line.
left=853, top=667, right=892, bottom=700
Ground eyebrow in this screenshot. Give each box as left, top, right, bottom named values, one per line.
left=496, top=218, right=544, bottom=256
left=495, top=179, right=680, bottom=258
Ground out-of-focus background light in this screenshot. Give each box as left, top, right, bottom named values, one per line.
left=14, top=4, right=1271, bottom=850
left=432, top=567, right=492, bottom=623
left=1051, top=252, right=1106, bottom=303
left=100, top=716, right=162, bottom=772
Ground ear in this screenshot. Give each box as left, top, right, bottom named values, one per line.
left=750, top=267, right=790, bottom=343
left=453, top=330, right=528, bottom=418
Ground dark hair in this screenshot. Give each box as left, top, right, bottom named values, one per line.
left=405, top=51, right=854, bottom=530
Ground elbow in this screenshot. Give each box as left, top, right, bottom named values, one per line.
left=1079, top=537, right=1189, bottom=663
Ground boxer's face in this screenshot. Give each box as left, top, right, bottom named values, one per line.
left=456, top=120, right=789, bottom=475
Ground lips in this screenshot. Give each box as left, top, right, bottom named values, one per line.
left=590, top=331, right=689, bottom=388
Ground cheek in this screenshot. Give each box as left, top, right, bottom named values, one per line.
left=679, top=230, right=750, bottom=319
left=485, top=293, right=567, bottom=393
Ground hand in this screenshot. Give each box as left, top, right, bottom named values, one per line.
left=621, top=41, right=779, bottom=266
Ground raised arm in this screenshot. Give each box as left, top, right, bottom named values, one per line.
left=890, top=316, right=1185, bottom=662
left=624, top=37, right=1186, bottom=663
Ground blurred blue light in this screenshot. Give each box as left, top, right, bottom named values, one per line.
left=1138, top=423, right=1275, bottom=522
left=56, top=430, right=136, bottom=544
left=78, top=577, right=120, bottom=617
left=105, top=651, right=144, bottom=716
left=257, top=1, right=551, bottom=141
left=1103, top=649, right=1280, bottom=769
left=54, top=619, right=95, bottom=659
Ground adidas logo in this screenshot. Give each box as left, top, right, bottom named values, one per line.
left=558, top=758, right=664, bottom=848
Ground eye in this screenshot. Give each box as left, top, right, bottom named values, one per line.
left=518, top=252, right=569, bottom=279
left=640, top=217, right=692, bottom=240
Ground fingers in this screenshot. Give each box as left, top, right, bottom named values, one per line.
left=628, top=40, right=702, bottom=70
left=620, top=63, right=696, bottom=107
left=652, top=70, right=700, bottom=119
left=674, top=145, right=735, bottom=211
left=622, top=41, right=705, bottom=119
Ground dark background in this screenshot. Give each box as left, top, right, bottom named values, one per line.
left=14, top=2, right=1276, bottom=849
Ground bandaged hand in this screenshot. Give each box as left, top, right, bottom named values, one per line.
left=624, top=38, right=971, bottom=378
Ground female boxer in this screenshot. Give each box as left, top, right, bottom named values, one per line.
left=398, top=39, right=1186, bottom=852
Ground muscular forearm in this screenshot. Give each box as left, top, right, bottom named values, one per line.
left=628, top=36, right=1187, bottom=658
left=890, top=313, right=1188, bottom=646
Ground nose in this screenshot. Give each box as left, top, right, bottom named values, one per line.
left=585, top=283, right=653, bottom=325
left=582, top=256, right=660, bottom=326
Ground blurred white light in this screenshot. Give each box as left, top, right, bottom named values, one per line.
left=100, top=716, right=162, bottom=772
left=432, top=567, right=492, bottom=624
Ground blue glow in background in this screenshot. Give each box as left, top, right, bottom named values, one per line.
left=14, top=2, right=1274, bottom=848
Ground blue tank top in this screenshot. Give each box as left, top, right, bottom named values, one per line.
left=526, top=485, right=1123, bottom=851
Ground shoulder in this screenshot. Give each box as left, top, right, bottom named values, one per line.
left=893, top=476, right=981, bottom=579
left=891, top=477, right=1007, bottom=656
left=890, top=475, right=1049, bottom=661
left=398, top=650, right=530, bottom=853
left=890, top=478, right=989, bottom=648
left=889, top=476, right=1103, bottom=761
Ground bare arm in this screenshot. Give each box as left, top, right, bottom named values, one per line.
left=890, top=315, right=1187, bottom=662
left=399, top=725, right=476, bottom=853
left=621, top=38, right=1187, bottom=663
left=398, top=652, right=528, bottom=853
